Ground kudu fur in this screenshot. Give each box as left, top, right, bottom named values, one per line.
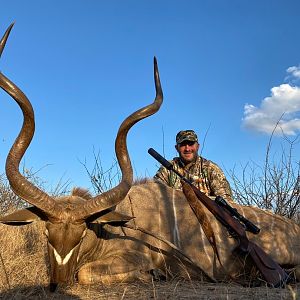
left=0, top=24, right=299, bottom=288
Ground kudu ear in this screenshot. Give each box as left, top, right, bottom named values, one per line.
left=88, top=210, right=134, bottom=226
left=0, top=206, right=48, bottom=225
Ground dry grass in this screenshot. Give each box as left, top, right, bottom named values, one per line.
left=0, top=280, right=299, bottom=299
left=0, top=222, right=299, bottom=300
left=0, top=222, right=49, bottom=290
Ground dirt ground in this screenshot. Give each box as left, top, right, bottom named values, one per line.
left=0, top=280, right=298, bottom=300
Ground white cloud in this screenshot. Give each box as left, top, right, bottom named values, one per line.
left=242, top=83, right=300, bottom=136
left=286, top=65, right=300, bottom=80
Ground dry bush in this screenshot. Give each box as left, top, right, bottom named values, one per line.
left=0, top=174, right=28, bottom=215
left=80, top=148, right=121, bottom=195
left=229, top=133, right=300, bottom=224
left=0, top=166, right=71, bottom=215
left=80, top=148, right=153, bottom=195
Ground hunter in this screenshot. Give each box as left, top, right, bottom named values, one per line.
left=154, top=130, right=234, bottom=203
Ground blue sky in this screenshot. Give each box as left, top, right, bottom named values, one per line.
left=0, top=1, right=300, bottom=193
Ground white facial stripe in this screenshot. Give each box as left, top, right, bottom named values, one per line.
left=53, top=248, right=62, bottom=265
left=53, top=247, right=75, bottom=265
left=62, top=248, right=74, bottom=265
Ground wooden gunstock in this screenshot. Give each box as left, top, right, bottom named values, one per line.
left=247, top=241, right=288, bottom=287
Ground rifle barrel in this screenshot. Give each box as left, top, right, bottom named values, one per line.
left=148, top=148, right=173, bottom=170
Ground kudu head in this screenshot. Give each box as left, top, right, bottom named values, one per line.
left=0, top=23, right=163, bottom=287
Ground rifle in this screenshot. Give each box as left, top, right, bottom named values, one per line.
left=148, top=148, right=288, bottom=287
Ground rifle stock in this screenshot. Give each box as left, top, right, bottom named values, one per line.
left=248, top=241, right=288, bottom=287
left=148, top=147, right=288, bottom=287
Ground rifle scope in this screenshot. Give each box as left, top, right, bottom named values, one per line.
left=215, top=196, right=260, bottom=235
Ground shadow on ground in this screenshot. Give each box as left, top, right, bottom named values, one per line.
left=0, top=284, right=81, bottom=300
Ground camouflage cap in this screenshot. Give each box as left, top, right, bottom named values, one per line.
left=176, top=130, right=198, bottom=144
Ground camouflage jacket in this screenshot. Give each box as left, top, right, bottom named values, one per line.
left=154, top=155, right=234, bottom=202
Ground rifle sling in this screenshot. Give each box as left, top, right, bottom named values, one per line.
left=181, top=181, right=224, bottom=269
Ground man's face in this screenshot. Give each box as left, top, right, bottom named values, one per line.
left=175, top=141, right=199, bottom=164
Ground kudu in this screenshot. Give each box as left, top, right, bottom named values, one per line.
left=1, top=23, right=299, bottom=288
left=0, top=23, right=166, bottom=287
